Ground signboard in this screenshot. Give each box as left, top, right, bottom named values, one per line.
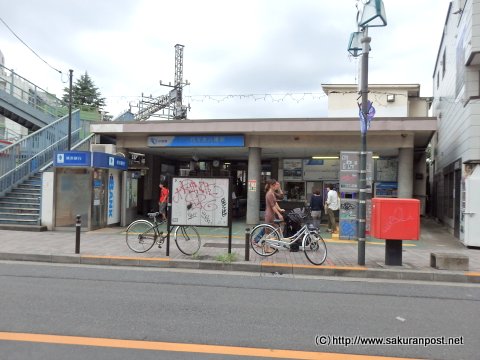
left=340, top=199, right=358, bottom=220
left=54, top=151, right=127, bottom=170
left=107, top=171, right=121, bottom=225
left=339, top=172, right=359, bottom=191
left=340, top=151, right=373, bottom=192
left=92, top=152, right=128, bottom=170
left=303, top=159, right=339, bottom=180
left=283, top=159, right=303, bottom=180
left=148, top=135, right=244, bottom=147
left=340, top=151, right=373, bottom=172
left=340, top=219, right=357, bottom=238
left=54, top=151, right=91, bottom=167
left=248, top=179, right=257, bottom=192
left=171, top=177, right=230, bottom=227
left=375, top=158, right=398, bottom=182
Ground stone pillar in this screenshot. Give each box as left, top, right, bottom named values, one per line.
left=398, top=147, right=414, bottom=198
left=246, top=147, right=261, bottom=225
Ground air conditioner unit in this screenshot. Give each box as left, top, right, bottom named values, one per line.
left=90, top=144, right=117, bottom=154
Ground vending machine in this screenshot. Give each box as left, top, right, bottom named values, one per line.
left=463, top=166, right=480, bottom=247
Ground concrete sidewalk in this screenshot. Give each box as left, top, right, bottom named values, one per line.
left=0, top=217, right=479, bottom=283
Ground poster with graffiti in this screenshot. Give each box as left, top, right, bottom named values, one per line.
left=171, top=177, right=230, bottom=227
left=340, top=199, right=358, bottom=220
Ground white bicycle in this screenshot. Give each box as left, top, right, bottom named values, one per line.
left=250, top=210, right=327, bottom=265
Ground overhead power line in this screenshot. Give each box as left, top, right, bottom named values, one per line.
left=0, top=16, right=63, bottom=75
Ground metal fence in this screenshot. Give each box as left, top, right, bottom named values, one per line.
left=0, top=63, right=67, bottom=120
left=0, top=110, right=92, bottom=196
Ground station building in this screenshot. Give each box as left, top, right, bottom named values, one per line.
left=90, top=84, right=436, bottom=227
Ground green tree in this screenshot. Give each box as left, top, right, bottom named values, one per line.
left=63, top=72, right=106, bottom=110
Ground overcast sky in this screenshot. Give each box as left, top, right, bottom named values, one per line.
left=0, top=0, right=451, bottom=119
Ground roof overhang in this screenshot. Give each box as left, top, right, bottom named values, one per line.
left=91, top=117, right=436, bottom=161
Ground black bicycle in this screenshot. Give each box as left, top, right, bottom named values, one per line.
left=126, top=212, right=201, bottom=255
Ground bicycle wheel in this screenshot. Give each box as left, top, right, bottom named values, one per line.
left=303, top=232, right=327, bottom=265
left=126, top=220, right=157, bottom=253
left=250, top=224, right=279, bottom=256
left=174, top=226, right=201, bottom=255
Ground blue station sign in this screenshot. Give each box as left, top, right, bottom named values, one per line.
left=92, top=152, right=128, bottom=170
left=53, top=151, right=127, bottom=170
left=54, top=151, right=91, bottom=167
left=148, top=135, right=244, bottom=147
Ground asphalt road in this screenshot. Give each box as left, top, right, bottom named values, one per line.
left=0, top=261, right=479, bottom=360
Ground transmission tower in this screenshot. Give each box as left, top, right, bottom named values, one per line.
left=134, top=44, right=189, bottom=121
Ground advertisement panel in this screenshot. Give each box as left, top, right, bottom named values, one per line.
left=171, top=177, right=230, bottom=227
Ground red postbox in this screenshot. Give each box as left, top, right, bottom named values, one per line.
left=371, top=198, right=420, bottom=266
left=371, top=198, right=420, bottom=240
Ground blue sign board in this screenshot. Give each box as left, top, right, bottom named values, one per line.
left=54, top=151, right=91, bottom=167
left=92, top=152, right=128, bottom=170
left=53, top=151, right=127, bottom=170
left=148, top=135, right=244, bottom=147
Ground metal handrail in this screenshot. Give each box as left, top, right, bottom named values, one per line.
left=0, top=110, right=89, bottom=196
left=0, top=63, right=67, bottom=120
left=39, top=132, right=95, bottom=172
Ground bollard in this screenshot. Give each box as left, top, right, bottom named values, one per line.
left=245, top=228, right=250, bottom=261
left=75, top=215, right=81, bottom=254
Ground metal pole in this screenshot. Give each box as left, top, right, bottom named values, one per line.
left=358, top=30, right=371, bottom=266
left=68, top=69, right=73, bottom=150
left=75, top=214, right=81, bottom=254
left=244, top=228, right=250, bottom=261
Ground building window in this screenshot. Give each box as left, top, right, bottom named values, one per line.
left=437, top=71, right=440, bottom=89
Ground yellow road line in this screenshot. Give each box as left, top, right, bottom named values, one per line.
left=324, top=239, right=416, bottom=247
left=81, top=255, right=170, bottom=262
left=0, top=332, right=419, bottom=359
left=465, top=272, right=480, bottom=277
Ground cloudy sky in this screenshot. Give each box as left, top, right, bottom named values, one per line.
left=0, top=0, right=451, bottom=119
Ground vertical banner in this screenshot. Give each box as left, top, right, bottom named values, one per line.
left=107, top=170, right=121, bottom=225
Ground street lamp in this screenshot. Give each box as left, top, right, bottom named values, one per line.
left=347, top=0, right=387, bottom=266
left=68, top=69, right=73, bottom=151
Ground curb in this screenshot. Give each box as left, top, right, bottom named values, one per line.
left=0, top=252, right=479, bottom=284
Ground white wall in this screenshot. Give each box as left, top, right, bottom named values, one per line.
left=41, top=172, right=55, bottom=230
left=324, top=85, right=430, bottom=118
left=433, top=0, right=480, bottom=170
left=432, top=0, right=480, bottom=232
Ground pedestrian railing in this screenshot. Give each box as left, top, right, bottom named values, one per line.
left=0, top=109, right=91, bottom=196
left=0, top=63, right=67, bottom=122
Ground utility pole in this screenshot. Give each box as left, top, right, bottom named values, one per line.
left=358, top=30, right=371, bottom=266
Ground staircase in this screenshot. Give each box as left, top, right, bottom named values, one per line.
left=0, top=173, right=46, bottom=231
